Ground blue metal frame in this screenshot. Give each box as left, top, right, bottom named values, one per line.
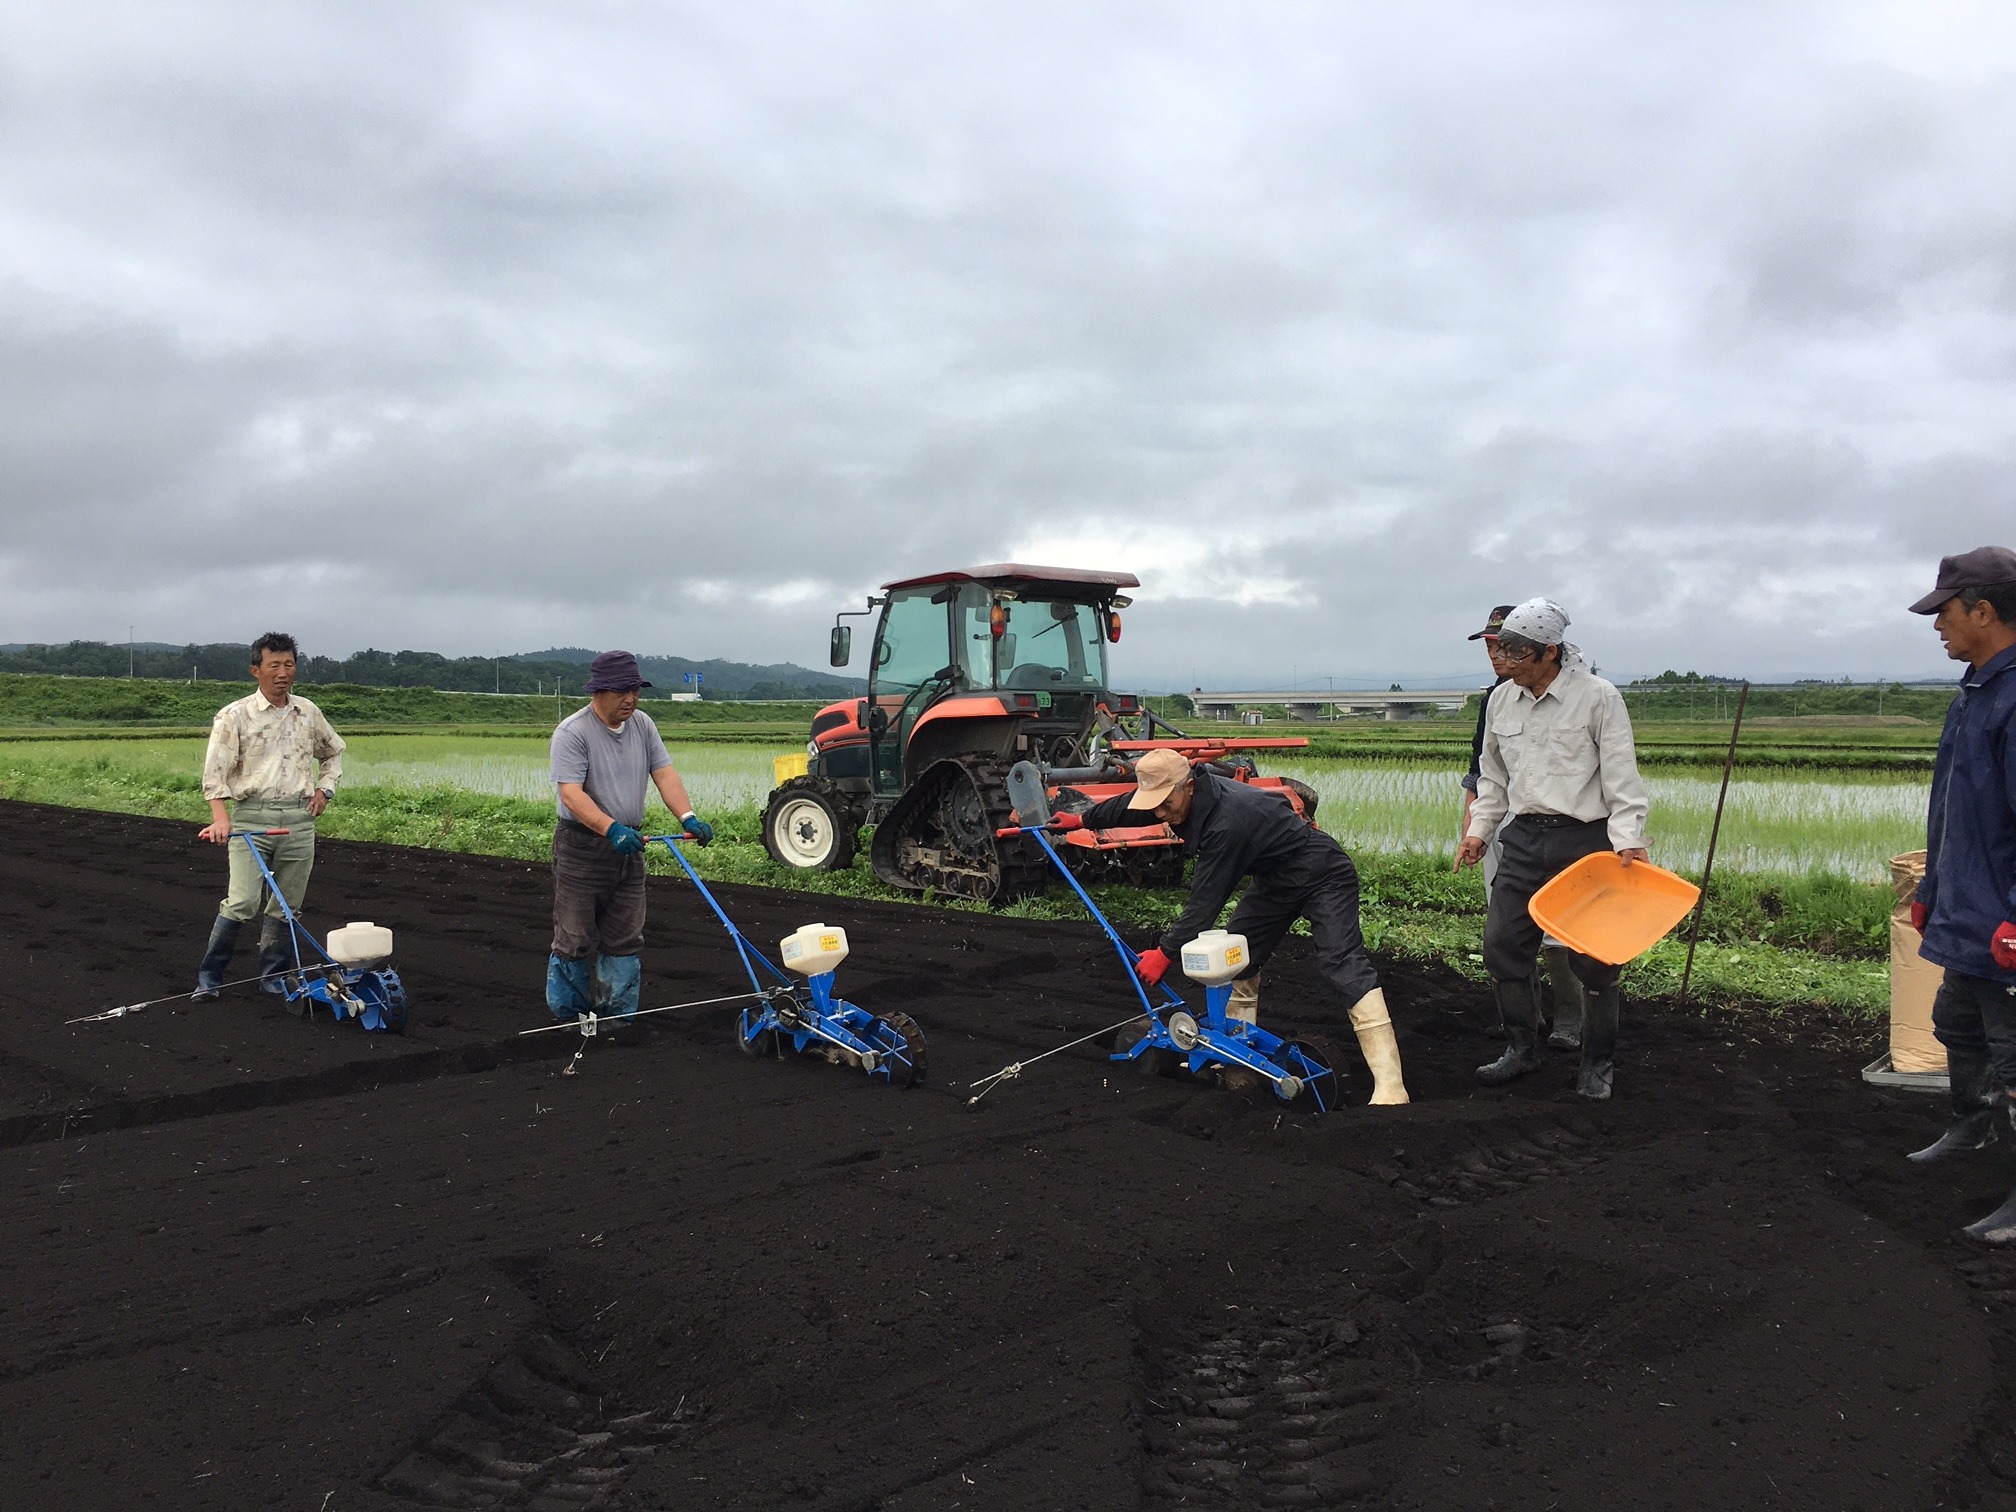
left=232, top=830, right=407, bottom=1033
left=1007, top=826, right=1337, bottom=1111
left=648, top=835, right=921, bottom=1084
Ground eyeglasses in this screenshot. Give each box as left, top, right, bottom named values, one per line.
left=1490, top=642, right=1537, bottom=663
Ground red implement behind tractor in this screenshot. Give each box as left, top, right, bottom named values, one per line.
left=759, top=564, right=1319, bottom=902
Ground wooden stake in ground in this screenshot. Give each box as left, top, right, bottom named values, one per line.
left=1678, top=681, right=1750, bottom=1005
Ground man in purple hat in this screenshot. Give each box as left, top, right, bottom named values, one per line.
left=547, top=650, right=713, bottom=1022
left=1898, top=547, right=2016, bottom=1244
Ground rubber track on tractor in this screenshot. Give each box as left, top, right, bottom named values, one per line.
left=870, top=756, right=1049, bottom=904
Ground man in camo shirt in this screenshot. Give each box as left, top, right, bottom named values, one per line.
left=192, top=631, right=346, bottom=1001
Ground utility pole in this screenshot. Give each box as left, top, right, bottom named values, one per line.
left=128, top=625, right=134, bottom=678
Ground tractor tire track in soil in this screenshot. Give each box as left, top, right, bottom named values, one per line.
left=0, top=798, right=2011, bottom=1510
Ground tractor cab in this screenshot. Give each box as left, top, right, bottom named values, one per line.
left=840, top=564, right=1138, bottom=798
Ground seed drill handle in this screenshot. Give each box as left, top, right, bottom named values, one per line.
left=995, top=824, right=1183, bottom=1014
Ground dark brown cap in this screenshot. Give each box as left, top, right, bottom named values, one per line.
left=1467, top=604, right=1516, bottom=641
left=1909, top=546, right=2016, bottom=614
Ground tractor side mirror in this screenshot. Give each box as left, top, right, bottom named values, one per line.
left=829, top=625, right=851, bottom=667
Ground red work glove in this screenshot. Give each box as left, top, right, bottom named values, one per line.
left=1049, top=812, right=1086, bottom=832
left=1910, top=900, right=1928, bottom=936
left=1134, top=947, right=1170, bottom=987
left=1993, top=922, right=2016, bottom=972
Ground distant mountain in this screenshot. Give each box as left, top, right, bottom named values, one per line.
left=514, top=648, right=861, bottom=698
left=0, top=640, right=866, bottom=701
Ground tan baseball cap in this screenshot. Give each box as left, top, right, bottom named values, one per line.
left=1127, top=748, right=1194, bottom=810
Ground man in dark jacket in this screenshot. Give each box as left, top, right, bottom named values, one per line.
left=1057, top=748, right=1408, bottom=1104
left=1903, top=546, right=2016, bottom=1243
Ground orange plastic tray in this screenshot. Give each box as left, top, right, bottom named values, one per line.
left=1527, top=852, right=1701, bottom=965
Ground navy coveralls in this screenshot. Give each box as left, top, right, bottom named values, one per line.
left=1081, top=768, right=1380, bottom=1003
left=1917, top=643, right=2016, bottom=1083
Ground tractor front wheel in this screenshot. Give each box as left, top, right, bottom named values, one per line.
left=761, top=779, right=858, bottom=872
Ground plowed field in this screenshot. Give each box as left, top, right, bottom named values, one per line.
left=1, top=799, right=2010, bottom=1511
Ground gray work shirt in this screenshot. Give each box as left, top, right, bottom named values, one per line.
left=1467, top=665, right=1650, bottom=852
left=550, top=707, right=674, bottom=828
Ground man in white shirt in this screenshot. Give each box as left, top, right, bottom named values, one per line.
left=192, top=632, right=346, bottom=1001
left=1455, top=598, right=1649, bottom=1099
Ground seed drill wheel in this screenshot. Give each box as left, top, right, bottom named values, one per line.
left=351, top=970, right=408, bottom=1034
left=735, top=1003, right=779, bottom=1059
left=1276, top=1034, right=1342, bottom=1114
left=1113, top=1018, right=1178, bottom=1078
left=867, top=1011, right=928, bottom=1087
left=761, top=779, right=858, bottom=872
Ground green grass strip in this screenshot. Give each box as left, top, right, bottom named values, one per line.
left=0, top=756, right=1892, bottom=1019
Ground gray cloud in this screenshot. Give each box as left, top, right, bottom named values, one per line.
left=1, top=0, right=2011, bottom=685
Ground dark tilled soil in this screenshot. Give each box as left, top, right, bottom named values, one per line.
left=1, top=798, right=2013, bottom=1511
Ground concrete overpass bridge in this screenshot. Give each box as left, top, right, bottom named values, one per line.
left=1192, top=688, right=1476, bottom=722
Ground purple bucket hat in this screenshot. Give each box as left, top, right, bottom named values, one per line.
left=585, top=650, right=652, bottom=693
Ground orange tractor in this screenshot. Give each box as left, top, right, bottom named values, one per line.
left=759, top=563, right=1318, bottom=902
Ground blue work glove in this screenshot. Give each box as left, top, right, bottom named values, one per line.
left=605, top=821, right=645, bottom=855
left=681, top=812, right=714, bottom=847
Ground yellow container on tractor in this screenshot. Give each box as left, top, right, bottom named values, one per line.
left=772, top=753, right=810, bottom=787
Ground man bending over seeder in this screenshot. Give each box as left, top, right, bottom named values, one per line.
left=1060, top=748, right=1408, bottom=1104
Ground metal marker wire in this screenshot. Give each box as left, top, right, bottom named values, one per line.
left=67, top=974, right=285, bottom=1024
left=516, top=989, right=778, bottom=1037
left=967, top=1012, right=1148, bottom=1106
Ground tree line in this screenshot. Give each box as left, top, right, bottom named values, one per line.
left=0, top=641, right=865, bottom=702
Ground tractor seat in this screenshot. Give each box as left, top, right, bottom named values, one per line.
left=1003, top=665, right=1065, bottom=689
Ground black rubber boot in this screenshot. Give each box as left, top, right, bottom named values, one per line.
left=1908, top=1049, right=1997, bottom=1163
left=1543, top=944, right=1585, bottom=1051
left=1476, top=980, right=1543, bottom=1085
left=1965, top=1124, right=2016, bottom=1243
left=258, top=918, right=294, bottom=998
left=193, top=916, right=242, bottom=1001
left=1576, top=984, right=1621, bottom=1100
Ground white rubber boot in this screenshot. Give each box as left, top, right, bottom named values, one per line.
left=1348, top=987, right=1410, bottom=1106
left=1228, top=974, right=1260, bottom=1026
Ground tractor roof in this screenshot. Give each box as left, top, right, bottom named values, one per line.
left=880, top=563, right=1141, bottom=593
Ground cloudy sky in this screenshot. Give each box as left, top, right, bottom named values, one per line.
left=2, top=1, right=2011, bottom=687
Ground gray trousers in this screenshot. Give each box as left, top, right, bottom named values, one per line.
left=551, top=822, right=647, bottom=959
left=1483, top=815, right=1619, bottom=991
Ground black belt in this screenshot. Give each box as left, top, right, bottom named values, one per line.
left=1511, top=812, right=1602, bottom=829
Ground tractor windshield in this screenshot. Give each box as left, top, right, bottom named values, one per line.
left=986, top=595, right=1109, bottom=692
left=874, top=588, right=958, bottom=697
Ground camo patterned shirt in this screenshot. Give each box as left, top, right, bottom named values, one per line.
left=201, top=692, right=346, bottom=803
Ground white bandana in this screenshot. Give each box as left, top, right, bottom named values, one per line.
left=1501, top=597, right=1586, bottom=671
